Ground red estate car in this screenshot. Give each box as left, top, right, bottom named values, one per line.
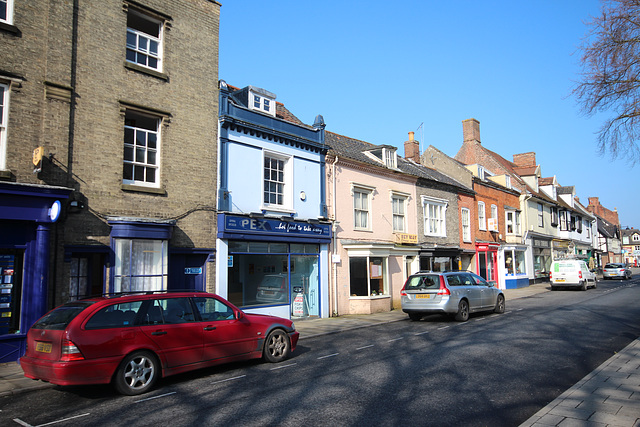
left=20, top=291, right=299, bottom=395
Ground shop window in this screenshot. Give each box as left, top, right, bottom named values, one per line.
left=123, top=110, right=161, bottom=188
left=504, top=249, right=526, bottom=275
left=126, top=9, right=163, bottom=71
left=349, top=256, right=387, bottom=297
left=227, top=242, right=319, bottom=316
left=114, top=239, right=168, bottom=292
left=0, top=251, right=22, bottom=335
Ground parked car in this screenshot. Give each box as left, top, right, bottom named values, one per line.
left=20, top=291, right=299, bottom=395
left=400, top=271, right=505, bottom=322
left=602, top=263, right=632, bottom=280
left=550, top=259, right=598, bottom=291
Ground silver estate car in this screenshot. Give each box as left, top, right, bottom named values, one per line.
left=401, top=271, right=505, bottom=322
left=602, top=263, right=632, bottom=280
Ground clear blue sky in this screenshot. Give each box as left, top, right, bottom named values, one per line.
left=219, top=0, right=638, bottom=228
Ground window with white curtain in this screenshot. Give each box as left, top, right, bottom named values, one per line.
left=114, top=239, right=168, bottom=292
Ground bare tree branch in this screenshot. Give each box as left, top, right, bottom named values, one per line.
left=573, top=0, right=640, bottom=163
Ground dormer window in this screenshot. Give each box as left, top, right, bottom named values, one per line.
left=505, top=175, right=511, bottom=189
left=478, top=166, right=485, bottom=180
left=248, top=87, right=276, bottom=117
left=364, top=146, right=397, bottom=169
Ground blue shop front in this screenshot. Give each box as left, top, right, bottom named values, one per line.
left=216, top=213, right=331, bottom=320
left=0, top=182, right=72, bottom=362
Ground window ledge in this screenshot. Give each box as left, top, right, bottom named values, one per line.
left=0, top=169, right=12, bottom=180
left=124, top=61, right=168, bottom=81
left=0, top=22, right=20, bottom=35
left=349, top=295, right=390, bottom=300
left=121, top=184, right=166, bottom=195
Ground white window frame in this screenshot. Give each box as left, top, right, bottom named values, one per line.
left=1, top=0, right=13, bottom=25
left=126, top=9, right=164, bottom=72
left=423, top=195, right=448, bottom=237
left=352, top=184, right=373, bottom=231
left=262, top=151, right=293, bottom=212
left=0, top=82, right=8, bottom=170
left=123, top=110, right=161, bottom=188
left=506, top=210, right=521, bottom=235
left=478, top=201, right=486, bottom=231
left=505, top=175, right=511, bottom=189
left=537, top=203, right=544, bottom=227
left=391, top=192, right=408, bottom=233
left=461, top=208, right=471, bottom=242
left=383, top=147, right=397, bottom=169
left=633, top=234, right=640, bottom=242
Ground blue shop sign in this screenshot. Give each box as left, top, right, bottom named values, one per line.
left=224, top=215, right=331, bottom=237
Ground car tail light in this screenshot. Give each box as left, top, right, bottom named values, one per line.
left=61, top=339, right=85, bottom=361
left=549, top=271, right=552, bottom=280
left=437, top=276, right=450, bottom=296
left=400, top=279, right=408, bottom=296
left=579, top=271, right=583, bottom=279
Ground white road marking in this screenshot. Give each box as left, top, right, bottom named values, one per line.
left=355, top=344, right=374, bottom=350
left=414, top=331, right=430, bottom=335
left=135, top=392, right=177, bottom=403
left=387, top=337, right=404, bottom=342
left=270, top=363, right=297, bottom=370
left=14, top=413, right=90, bottom=427
left=317, top=353, right=339, bottom=360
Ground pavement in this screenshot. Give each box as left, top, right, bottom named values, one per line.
left=1, top=282, right=639, bottom=426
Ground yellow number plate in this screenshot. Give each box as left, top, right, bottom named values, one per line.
left=415, top=294, right=431, bottom=299
left=35, top=342, right=52, bottom=353
left=555, top=279, right=565, bottom=282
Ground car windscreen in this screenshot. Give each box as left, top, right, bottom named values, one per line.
left=405, top=275, right=439, bottom=290
left=31, top=301, right=96, bottom=330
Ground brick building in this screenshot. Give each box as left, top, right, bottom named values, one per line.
left=0, top=0, right=220, bottom=362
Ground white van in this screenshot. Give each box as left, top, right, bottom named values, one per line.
left=550, top=259, right=597, bottom=291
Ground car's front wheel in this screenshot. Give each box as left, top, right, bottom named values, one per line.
left=494, top=294, right=505, bottom=314
left=454, top=299, right=469, bottom=322
left=263, top=329, right=291, bottom=363
left=113, top=351, right=158, bottom=396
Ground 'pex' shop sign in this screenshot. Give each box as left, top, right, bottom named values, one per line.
left=224, top=215, right=331, bottom=238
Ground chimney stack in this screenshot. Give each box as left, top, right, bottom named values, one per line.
left=462, top=118, right=481, bottom=144
left=404, top=131, right=420, bottom=162
left=513, top=152, right=536, bottom=167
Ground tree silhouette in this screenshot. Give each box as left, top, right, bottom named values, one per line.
left=574, top=0, right=640, bottom=163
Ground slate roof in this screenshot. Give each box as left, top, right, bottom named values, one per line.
left=325, top=131, right=473, bottom=193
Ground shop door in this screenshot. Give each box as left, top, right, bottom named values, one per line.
left=290, top=255, right=319, bottom=319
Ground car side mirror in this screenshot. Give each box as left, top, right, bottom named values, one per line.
left=235, top=310, right=244, bottom=320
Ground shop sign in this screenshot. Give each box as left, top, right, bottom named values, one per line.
left=395, top=233, right=417, bottom=244
left=184, top=267, right=202, bottom=275
left=224, top=215, right=331, bottom=237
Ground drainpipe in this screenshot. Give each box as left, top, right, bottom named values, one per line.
left=332, top=155, right=339, bottom=316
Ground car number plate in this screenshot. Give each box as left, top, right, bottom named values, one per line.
left=415, top=294, right=431, bottom=299
left=35, top=342, right=52, bottom=353
left=555, top=279, right=565, bottom=282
